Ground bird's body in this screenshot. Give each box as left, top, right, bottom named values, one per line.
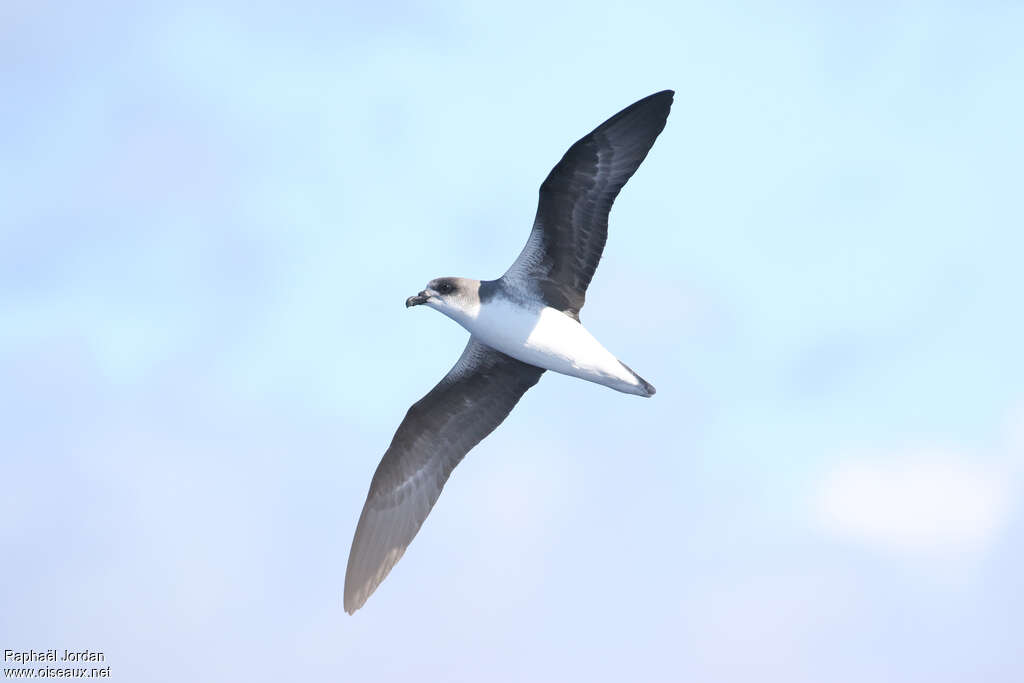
left=344, top=90, right=675, bottom=613
left=431, top=279, right=653, bottom=396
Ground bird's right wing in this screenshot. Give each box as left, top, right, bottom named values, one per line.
left=344, top=338, right=544, bottom=613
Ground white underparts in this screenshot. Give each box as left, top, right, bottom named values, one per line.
left=439, top=297, right=651, bottom=396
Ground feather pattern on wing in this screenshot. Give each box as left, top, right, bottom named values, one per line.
left=344, top=338, right=544, bottom=613
left=502, top=90, right=674, bottom=317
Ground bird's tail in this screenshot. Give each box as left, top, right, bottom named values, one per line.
left=618, top=362, right=656, bottom=397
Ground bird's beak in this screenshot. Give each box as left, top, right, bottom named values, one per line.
left=405, top=290, right=430, bottom=308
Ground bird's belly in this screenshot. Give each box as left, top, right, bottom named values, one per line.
left=465, top=302, right=637, bottom=390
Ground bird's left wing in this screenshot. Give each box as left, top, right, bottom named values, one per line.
left=344, top=338, right=545, bottom=613
left=501, top=90, right=673, bottom=318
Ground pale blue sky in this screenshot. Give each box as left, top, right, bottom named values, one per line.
left=2, top=2, right=1023, bottom=681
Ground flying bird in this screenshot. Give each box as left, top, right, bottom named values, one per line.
left=345, top=90, right=674, bottom=613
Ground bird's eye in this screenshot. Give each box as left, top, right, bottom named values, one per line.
left=439, top=282, right=453, bottom=294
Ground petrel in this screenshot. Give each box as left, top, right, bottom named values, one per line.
left=344, top=90, right=673, bottom=613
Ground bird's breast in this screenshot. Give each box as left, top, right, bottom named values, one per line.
left=462, top=299, right=632, bottom=385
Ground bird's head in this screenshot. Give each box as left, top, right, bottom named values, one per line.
left=406, top=277, right=481, bottom=323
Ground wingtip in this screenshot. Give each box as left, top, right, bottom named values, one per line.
left=631, top=90, right=674, bottom=124
left=647, top=89, right=675, bottom=103
left=343, top=591, right=364, bottom=615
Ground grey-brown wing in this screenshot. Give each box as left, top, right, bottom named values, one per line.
left=343, top=338, right=545, bottom=613
left=502, top=90, right=673, bottom=318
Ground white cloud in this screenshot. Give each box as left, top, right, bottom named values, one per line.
left=814, top=448, right=1013, bottom=554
